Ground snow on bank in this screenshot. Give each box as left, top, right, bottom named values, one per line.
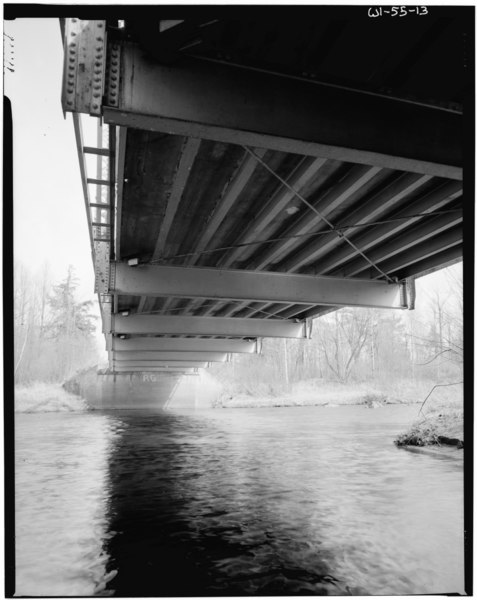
left=15, top=383, right=88, bottom=413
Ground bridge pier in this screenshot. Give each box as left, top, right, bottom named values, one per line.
left=65, top=368, right=219, bottom=410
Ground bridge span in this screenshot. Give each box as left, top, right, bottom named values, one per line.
left=61, top=10, right=465, bottom=377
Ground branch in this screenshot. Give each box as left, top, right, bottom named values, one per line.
left=418, top=381, right=464, bottom=416
left=416, top=348, right=451, bottom=366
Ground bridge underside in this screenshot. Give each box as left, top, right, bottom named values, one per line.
left=62, top=10, right=467, bottom=373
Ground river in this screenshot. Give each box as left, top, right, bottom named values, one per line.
left=14, top=404, right=465, bottom=596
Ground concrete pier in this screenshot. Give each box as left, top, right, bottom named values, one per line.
left=64, top=368, right=222, bottom=410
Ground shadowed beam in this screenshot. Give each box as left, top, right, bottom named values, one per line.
left=137, top=137, right=201, bottom=315
left=311, top=181, right=462, bottom=275
left=185, top=148, right=267, bottom=266
left=112, top=337, right=257, bottom=353
left=365, top=226, right=462, bottom=278
left=387, top=245, right=463, bottom=280
left=330, top=210, right=463, bottom=278
left=280, top=171, right=433, bottom=272
left=250, top=164, right=382, bottom=270
left=218, top=155, right=328, bottom=268
left=112, top=351, right=228, bottom=362
left=112, top=263, right=407, bottom=309
left=112, top=314, right=308, bottom=338
left=152, top=137, right=202, bottom=260
left=177, top=147, right=266, bottom=315
left=101, top=46, right=462, bottom=179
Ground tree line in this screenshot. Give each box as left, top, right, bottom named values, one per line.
left=14, top=260, right=462, bottom=392
left=14, top=262, right=100, bottom=385
left=210, top=265, right=463, bottom=395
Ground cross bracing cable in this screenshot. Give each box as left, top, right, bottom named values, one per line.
left=149, top=209, right=460, bottom=266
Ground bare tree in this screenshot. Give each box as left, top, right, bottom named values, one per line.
left=317, top=309, right=371, bottom=382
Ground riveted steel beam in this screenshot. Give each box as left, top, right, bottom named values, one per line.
left=112, top=314, right=308, bottom=338
left=94, top=240, right=110, bottom=295
left=112, top=366, right=197, bottom=373
left=111, top=360, right=209, bottom=369
left=113, top=351, right=228, bottom=362
left=112, top=337, right=257, bottom=353
left=112, top=263, right=406, bottom=309
left=62, top=19, right=107, bottom=116
left=101, top=43, right=462, bottom=180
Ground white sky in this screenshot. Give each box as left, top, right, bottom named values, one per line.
left=4, top=13, right=465, bottom=328
left=5, top=18, right=97, bottom=302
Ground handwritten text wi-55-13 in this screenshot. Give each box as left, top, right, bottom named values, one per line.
left=368, top=6, right=429, bottom=18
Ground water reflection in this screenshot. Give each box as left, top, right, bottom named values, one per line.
left=15, top=405, right=464, bottom=596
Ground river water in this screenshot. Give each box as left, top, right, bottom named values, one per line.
left=15, top=405, right=465, bottom=596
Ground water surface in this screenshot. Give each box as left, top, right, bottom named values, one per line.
left=15, top=405, right=465, bottom=596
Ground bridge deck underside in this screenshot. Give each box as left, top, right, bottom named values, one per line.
left=116, top=131, right=462, bottom=328
left=60, top=12, right=468, bottom=367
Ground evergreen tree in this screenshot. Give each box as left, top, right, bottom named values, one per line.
left=46, top=266, right=96, bottom=339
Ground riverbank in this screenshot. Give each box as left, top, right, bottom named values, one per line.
left=211, top=378, right=444, bottom=409
left=15, top=383, right=88, bottom=413
left=213, top=378, right=464, bottom=449
left=395, top=408, right=464, bottom=448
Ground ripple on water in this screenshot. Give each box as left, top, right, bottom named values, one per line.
left=15, top=405, right=464, bottom=596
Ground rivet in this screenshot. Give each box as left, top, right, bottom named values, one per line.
left=71, top=31, right=76, bottom=36
left=111, top=90, right=117, bottom=96
left=112, top=60, right=118, bottom=66
left=71, top=18, right=77, bottom=23
left=111, top=75, right=117, bottom=81
left=93, top=93, right=100, bottom=98
left=111, top=68, right=118, bottom=74
left=67, top=100, right=73, bottom=106
left=96, top=46, right=103, bottom=51
left=67, top=87, right=74, bottom=93
left=95, top=62, right=101, bottom=67
left=94, top=84, right=101, bottom=90
left=68, top=65, right=75, bottom=71
left=93, top=104, right=99, bottom=109
left=98, top=23, right=103, bottom=28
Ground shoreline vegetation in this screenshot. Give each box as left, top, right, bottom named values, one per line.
left=14, top=377, right=464, bottom=449
left=15, top=383, right=88, bottom=413
left=394, top=409, right=464, bottom=449
left=214, top=379, right=463, bottom=450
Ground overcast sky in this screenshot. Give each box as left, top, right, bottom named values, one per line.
left=6, top=18, right=98, bottom=301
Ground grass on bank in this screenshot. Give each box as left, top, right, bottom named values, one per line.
left=14, top=382, right=88, bottom=413
left=394, top=409, right=464, bottom=447
left=210, top=377, right=456, bottom=409
left=394, top=382, right=464, bottom=447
